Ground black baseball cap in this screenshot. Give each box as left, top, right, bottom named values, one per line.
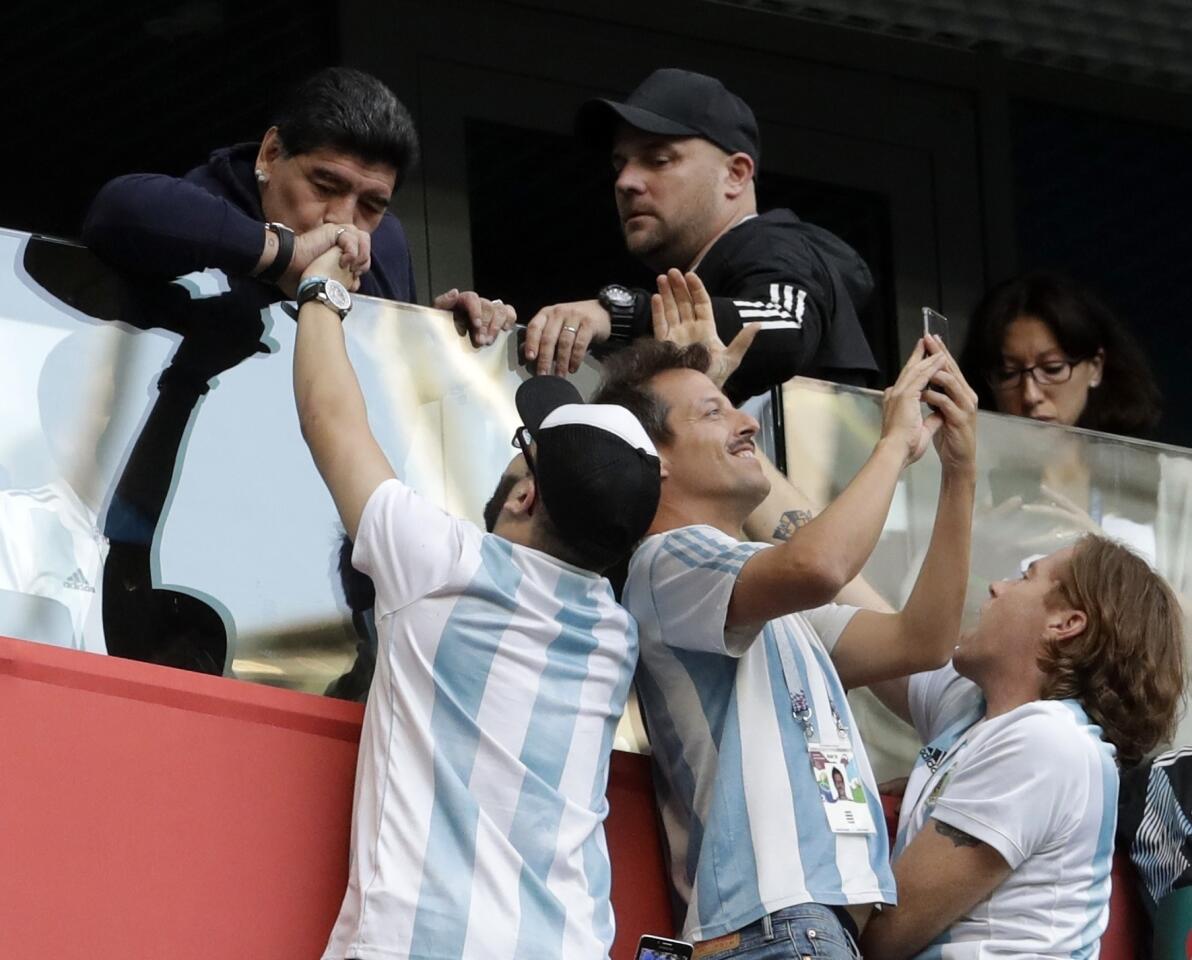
left=576, top=67, right=760, bottom=165
left=515, top=376, right=661, bottom=562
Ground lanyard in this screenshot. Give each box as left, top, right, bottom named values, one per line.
left=772, top=624, right=849, bottom=744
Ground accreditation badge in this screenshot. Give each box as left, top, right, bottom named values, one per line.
left=809, top=745, right=877, bottom=834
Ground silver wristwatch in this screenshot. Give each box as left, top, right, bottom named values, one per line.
left=297, top=276, right=353, bottom=320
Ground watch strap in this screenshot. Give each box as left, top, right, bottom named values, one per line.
left=257, top=222, right=295, bottom=284
left=599, top=285, right=641, bottom=343
left=297, top=275, right=350, bottom=320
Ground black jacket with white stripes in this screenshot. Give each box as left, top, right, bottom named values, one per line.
left=623, top=209, right=879, bottom=404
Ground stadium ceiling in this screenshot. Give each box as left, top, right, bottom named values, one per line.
left=711, top=0, right=1192, bottom=92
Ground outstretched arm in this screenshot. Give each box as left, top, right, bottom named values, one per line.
left=522, top=255, right=837, bottom=395
left=649, top=270, right=939, bottom=627
left=293, top=232, right=395, bottom=540
left=829, top=341, right=978, bottom=690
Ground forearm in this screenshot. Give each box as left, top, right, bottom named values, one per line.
left=861, top=818, right=1009, bottom=960
left=894, top=465, right=977, bottom=666
left=293, top=295, right=394, bottom=538
left=743, top=452, right=819, bottom=542
left=83, top=174, right=265, bottom=277
left=293, top=304, right=369, bottom=463
left=771, top=439, right=905, bottom=590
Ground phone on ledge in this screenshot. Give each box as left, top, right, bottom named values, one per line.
left=636, top=934, right=694, bottom=960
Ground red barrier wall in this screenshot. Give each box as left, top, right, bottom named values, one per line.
left=0, top=635, right=673, bottom=959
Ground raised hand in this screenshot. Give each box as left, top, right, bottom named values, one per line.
left=921, top=334, right=978, bottom=473
left=303, top=235, right=366, bottom=291
left=279, top=222, right=372, bottom=296
left=651, top=268, right=759, bottom=389
left=878, top=339, right=947, bottom=466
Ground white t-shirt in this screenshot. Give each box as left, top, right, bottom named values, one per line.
left=322, top=479, right=637, bottom=960
left=0, top=480, right=107, bottom=652
left=897, top=665, right=1118, bottom=959
left=623, top=524, right=894, bottom=942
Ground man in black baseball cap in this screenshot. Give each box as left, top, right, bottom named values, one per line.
left=488, top=374, right=661, bottom=571
left=524, top=67, right=878, bottom=406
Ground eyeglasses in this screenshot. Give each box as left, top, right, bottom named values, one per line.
left=986, top=358, right=1090, bottom=392
left=511, top=426, right=539, bottom=514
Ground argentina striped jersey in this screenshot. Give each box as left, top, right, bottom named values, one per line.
left=899, top=665, right=1118, bottom=958
left=623, top=525, right=895, bottom=942
left=323, top=479, right=637, bottom=960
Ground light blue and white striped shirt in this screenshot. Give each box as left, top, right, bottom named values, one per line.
left=323, top=478, right=637, bottom=960
left=899, top=664, right=1118, bottom=959
left=624, top=525, right=895, bottom=942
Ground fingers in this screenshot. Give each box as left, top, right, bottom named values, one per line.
left=568, top=323, right=595, bottom=374
left=656, top=272, right=682, bottom=332
left=666, top=268, right=696, bottom=327
left=889, top=340, right=940, bottom=393
left=651, top=292, right=667, bottom=340
left=722, top=322, right=761, bottom=376
left=524, top=308, right=549, bottom=366
left=921, top=387, right=963, bottom=424
left=893, top=351, right=947, bottom=398
left=432, top=288, right=460, bottom=310
left=925, top=334, right=978, bottom=406
left=494, top=299, right=517, bottom=332
left=553, top=319, right=579, bottom=376
left=304, top=245, right=355, bottom=286
left=525, top=308, right=563, bottom=375
left=686, top=271, right=712, bottom=313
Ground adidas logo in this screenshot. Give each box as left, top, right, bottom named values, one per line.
left=64, top=568, right=95, bottom=593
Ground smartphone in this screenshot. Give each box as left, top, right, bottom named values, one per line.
left=921, top=307, right=950, bottom=350
left=636, top=934, right=694, bottom=960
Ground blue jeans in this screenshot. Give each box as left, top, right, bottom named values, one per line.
left=694, top=904, right=861, bottom=960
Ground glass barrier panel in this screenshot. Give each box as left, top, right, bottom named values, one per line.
left=783, top=376, right=1192, bottom=780
left=0, top=230, right=614, bottom=708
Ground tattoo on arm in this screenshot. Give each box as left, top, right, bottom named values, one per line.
left=773, top=509, right=814, bottom=541
left=934, top=820, right=983, bottom=848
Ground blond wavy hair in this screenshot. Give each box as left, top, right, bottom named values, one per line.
left=1041, top=535, right=1186, bottom=765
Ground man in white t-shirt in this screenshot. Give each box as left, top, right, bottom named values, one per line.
left=291, top=237, right=662, bottom=960
left=593, top=271, right=978, bottom=958
left=861, top=536, right=1186, bottom=959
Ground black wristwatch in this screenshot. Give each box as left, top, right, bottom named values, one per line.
left=598, top=283, right=638, bottom=343
left=297, top=275, right=353, bottom=320
left=256, top=221, right=295, bottom=284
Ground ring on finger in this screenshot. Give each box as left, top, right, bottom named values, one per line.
left=335, top=227, right=347, bottom=239
left=562, top=325, right=578, bottom=333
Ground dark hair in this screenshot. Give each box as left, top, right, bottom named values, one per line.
left=272, top=67, right=419, bottom=188
left=483, top=467, right=622, bottom=573
left=593, top=340, right=711, bottom=444
left=337, top=533, right=375, bottom=614
left=1043, top=535, right=1185, bottom=765
left=960, top=271, right=1161, bottom=438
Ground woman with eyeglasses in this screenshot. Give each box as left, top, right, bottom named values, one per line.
left=954, top=272, right=1166, bottom=565
left=960, top=271, right=1160, bottom=437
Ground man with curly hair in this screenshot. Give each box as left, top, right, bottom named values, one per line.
left=861, top=536, right=1186, bottom=959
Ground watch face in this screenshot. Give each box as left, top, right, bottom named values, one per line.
left=325, top=279, right=352, bottom=312
left=602, top=284, right=635, bottom=308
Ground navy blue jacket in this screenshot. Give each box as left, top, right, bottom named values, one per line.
left=82, top=143, right=416, bottom=302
